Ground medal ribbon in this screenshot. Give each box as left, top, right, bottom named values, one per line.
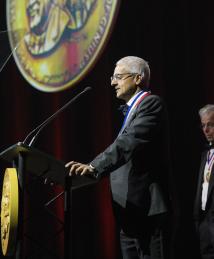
left=207, top=150, right=214, bottom=171
left=120, top=91, right=150, bottom=133
left=205, top=150, right=214, bottom=182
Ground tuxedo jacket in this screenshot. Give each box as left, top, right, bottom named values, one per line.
left=91, top=94, right=170, bottom=218
left=194, top=150, right=214, bottom=224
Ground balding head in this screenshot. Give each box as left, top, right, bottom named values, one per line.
left=116, top=56, right=150, bottom=88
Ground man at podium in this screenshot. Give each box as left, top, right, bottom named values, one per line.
left=66, top=56, right=171, bottom=259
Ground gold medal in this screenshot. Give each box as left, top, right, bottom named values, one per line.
left=7, top=0, right=121, bottom=92
left=205, top=150, right=214, bottom=182
left=206, top=171, right=211, bottom=182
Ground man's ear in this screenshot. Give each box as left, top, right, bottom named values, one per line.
left=135, top=73, right=144, bottom=85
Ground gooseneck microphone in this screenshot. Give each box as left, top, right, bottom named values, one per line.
left=22, top=87, right=92, bottom=147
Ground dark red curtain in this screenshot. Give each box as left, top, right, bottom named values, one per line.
left=1, top=1, right=214, bottom=259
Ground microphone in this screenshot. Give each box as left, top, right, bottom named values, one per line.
left=0, top=29, right=26, bottom=73
left=22, top=87, right=92, bottom=147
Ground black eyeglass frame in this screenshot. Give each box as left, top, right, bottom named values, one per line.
left=201, top=122, right=214, bottom=130
left=110, top=73, right=139, bottom=82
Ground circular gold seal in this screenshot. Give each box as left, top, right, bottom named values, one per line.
left=7, top=0, right=121, bottom=92
left=1, top=168, right=19, bottom=256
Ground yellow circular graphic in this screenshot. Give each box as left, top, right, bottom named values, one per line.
left=1, top=168, right=19, bottom=256
left=7, top=0, right=121, bottom=92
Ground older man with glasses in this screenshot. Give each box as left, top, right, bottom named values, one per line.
left=66, top=56, right=171, bottom=259
left=194, top=104, right=214, bottom=259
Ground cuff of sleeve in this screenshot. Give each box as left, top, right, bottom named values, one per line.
left=89, top=164, right=99, bottom=178
left=89, top=164, right=95, bottom=170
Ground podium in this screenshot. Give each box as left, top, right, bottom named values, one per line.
left=0, top=142, right=98, bottom=259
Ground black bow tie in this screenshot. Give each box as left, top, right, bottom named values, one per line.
left=118, top=104, right=129, bottom=116
left=205, top=142, right=214, bottom=150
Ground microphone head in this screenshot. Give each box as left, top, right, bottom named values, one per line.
left=84, top=87, right=92, bottom=92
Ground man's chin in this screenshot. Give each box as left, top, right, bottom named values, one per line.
left=116, top=92, right=122, bottom=99
left=207, top=138, right=214, bottom=143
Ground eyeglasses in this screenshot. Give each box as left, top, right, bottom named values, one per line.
left=201, top=123, right=214, bottom=130
left=110, top=73, right=138, bottom=82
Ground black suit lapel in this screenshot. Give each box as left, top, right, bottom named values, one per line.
left=195, top=154, right=207, bottom=211
left=207, top=157, right=214, bottom=200
left=124, top=107, right=137, bottom=127
left=119, top=106, right=137, bottom=135
left=199, top=154, right=207, bottom=185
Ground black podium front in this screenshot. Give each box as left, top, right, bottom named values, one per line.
left=0, top=142, right=98, bottom=259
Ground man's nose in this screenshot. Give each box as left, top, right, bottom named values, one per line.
left=111, top=80, right=117, bottom=87
left=203, top=125, right=210, bottom=133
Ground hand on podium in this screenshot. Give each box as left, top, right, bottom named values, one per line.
left=65, top=161, right=96, bottom=176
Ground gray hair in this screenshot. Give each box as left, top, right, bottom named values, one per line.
left=116, top=56, right=150, bottom=88
left=199, top=104, right=214, bottom=117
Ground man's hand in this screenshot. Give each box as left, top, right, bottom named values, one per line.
left=65, top=161, right=95, bottom=176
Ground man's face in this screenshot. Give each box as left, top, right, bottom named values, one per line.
left=111, top=64, right=140, bottom=102
left=201, top=112, right=214, bottom=143
left=26, top=0, right=48, bottom=31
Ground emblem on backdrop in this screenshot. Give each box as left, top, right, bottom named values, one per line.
left=7, top=0, right=120, bottom=92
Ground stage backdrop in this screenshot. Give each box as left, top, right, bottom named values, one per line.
left=0, top=0, right=214, bottom=259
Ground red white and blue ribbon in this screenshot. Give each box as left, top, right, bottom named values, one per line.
left=120, top=91, right=150, bottom=133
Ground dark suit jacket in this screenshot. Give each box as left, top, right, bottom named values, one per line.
left=193, top=150, right=214, bottom=258
left=91, top=94, right=170, bottom=222
left=194, top=150, right=214, bottom=224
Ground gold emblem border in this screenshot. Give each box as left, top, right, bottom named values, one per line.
left=7, top=0, right=121, bottom=92
left=1, top=168, right=19, bottom=256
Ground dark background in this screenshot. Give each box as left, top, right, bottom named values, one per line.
left=1, top=0, right=214, bottom=258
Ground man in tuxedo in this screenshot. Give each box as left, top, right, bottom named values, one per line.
left=66, top=56, right=170, bottom=259
left=194, top=104, right=214, bottom=259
